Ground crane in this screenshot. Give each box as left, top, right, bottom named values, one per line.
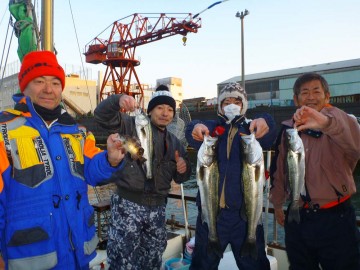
left=84, top=13, right=201, bottom=106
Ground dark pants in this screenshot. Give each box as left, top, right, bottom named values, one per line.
left=190, top=208, right=270, bottom=270
left=285, top=200, right=360, bottom=270
left=107, top=194, right=167, bottom=270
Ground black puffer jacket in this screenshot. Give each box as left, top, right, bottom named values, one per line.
left=94, top=94, right=191, bottom=206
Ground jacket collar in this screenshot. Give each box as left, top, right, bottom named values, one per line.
left=12, top=94, right=76, bottom=125
left=217, top=112, right=245, bottom=126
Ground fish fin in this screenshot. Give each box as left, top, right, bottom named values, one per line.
left=208, top=240, right=223, bottom=259
left=287, top=202, right=301, bottom=224
left=138, top=156, right=147, bottom=163
left=240, top=204, right=247, bottom=221
left=240, top=238, right=258, bottom=259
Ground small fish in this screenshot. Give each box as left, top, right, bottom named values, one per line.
left=135, top=109, right=153, bottom=179
left=196, top=135, right=222, bottom=258
left=286, top=128, right=305, bottom=224
left=241, top=133, right=265, bottom=259
left=115, top=134, right=145, bottom=162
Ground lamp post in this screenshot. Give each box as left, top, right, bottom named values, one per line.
left=236, top=9, right=249, bottom=90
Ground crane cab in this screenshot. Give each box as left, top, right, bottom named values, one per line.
left=107, top=42, right=123, bottom=59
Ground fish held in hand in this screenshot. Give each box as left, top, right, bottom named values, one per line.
left=135, top=109, right=153, bottom=179
left=196, top=135, right=222, bottom=258
left=286, top=128, right=305, bottom=224
left=115, top=134, right=145, bottom=162
left=241, top=133, right=265, bottom=259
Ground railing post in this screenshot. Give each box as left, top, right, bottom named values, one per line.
left=272, top=214, right=278, bottom=244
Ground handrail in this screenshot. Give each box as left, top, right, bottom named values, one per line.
left=166, top=193, right=196, bottom=233
left=168, top=193, right=196, bottom=202
left=167, top=192, right=360, bottom=248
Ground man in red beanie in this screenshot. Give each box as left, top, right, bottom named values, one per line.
left=0, top=50, right=127, bottom=270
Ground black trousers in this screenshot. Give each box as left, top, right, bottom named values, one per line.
left=285, top=201, right=360, bottom=270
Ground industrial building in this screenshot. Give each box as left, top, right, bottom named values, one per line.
left=218, top=58, right=360, bottom=108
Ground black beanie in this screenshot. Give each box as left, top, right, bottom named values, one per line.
left=147, top=85, right=176, bottom=116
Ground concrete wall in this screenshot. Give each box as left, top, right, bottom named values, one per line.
left=62, top=75, right=97, bottom=116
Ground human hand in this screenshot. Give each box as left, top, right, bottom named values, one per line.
left=192, top=124, right=209, bottom=141
left=175, top=150, right=187, bottom=174
left=119, top=95, right=138, bottom=112
left=249, top=118, right=269, bottom=139
left=0, top=255, right=4, bottom=270
left=106, top=133, right=125, bottom=167
left=274, top=208, right=285, bottom=227
left=293, top=106, right=330, bottom=131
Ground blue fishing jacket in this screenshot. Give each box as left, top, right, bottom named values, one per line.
left=0, top=94, right=122, bottom=270
left=185, top=113, right=276, bottom=210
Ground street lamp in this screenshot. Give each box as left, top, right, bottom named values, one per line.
left=236, top=9, right=249, bottom=90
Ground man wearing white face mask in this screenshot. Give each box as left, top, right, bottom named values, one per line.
left=185, top=82, right=276, bottom=270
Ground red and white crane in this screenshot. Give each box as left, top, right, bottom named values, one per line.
left=84, top=13, right=201, bottom=106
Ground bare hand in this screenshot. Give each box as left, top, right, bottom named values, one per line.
left=175, top=150, right=187, bottom=174
left=274, top=208, right=285, bottom=227
left=191, top=124, right=209, bottom=141
left=249, top=118, right=269, bottom=139
left=293, top=106, right=330, bottom=131
left=0, top=256, right=4, bottom=270
left=119, top=95, right=137, bottom=112
left=106, top=133, right=125, bottom=166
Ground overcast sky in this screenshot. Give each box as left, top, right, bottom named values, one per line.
left=1, top=0, right=359, bottom=99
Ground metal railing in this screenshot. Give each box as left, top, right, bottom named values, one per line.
left=166, top=192, right=360, bottom=250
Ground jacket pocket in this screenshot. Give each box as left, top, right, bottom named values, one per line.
left=82, top=205, right=98, bottom=255
left=12, top=136, right=54, bottom=187
left=5, top=214, right=57, bottom=270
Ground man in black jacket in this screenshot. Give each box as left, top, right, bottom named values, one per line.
left=94, top=85, right=191, bottom=270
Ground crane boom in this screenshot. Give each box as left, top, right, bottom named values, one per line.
left=84, top=13, right=201, bottom=105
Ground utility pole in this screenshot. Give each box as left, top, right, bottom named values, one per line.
left=236, top=9, right=249, bottom=90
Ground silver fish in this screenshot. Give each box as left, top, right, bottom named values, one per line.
left=286, top=128, right=305, bottom=224
left=241, top=133, right=265, bottom=259
left=196, top=135, right=222, bottom=258
left=135, top=109, right=153, bottom=179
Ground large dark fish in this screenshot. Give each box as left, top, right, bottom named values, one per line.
left=241, top=133, right=265, bottom=259
left=196, top=135, right=222, bottom=258
left=286, top=128, right=305, bottom=224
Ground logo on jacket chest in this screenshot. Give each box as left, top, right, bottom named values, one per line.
left=34, top=136, right=52, bottom=177
left=63, top=137, right=76, bottom=171
left=1, top=124, right=11, bottom=157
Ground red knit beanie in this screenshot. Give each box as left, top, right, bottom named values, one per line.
left=18, top=51, right=66, bottom=92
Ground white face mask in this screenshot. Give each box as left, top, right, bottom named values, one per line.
left=223, top=104, right=241, bottom=121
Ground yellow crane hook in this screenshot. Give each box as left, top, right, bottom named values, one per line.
left=182, top=36, right=187, bottom=46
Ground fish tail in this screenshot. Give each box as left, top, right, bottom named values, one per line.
left=208, top=240, right=223, bottom=258
left=240, top=238, right=258, bottom=259
left=287, top=202, right=301, bottom=224
left=138, top=156, right=147, bottom=163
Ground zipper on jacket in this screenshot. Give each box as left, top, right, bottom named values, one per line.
left=69, top=229, right=75, bottom=251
